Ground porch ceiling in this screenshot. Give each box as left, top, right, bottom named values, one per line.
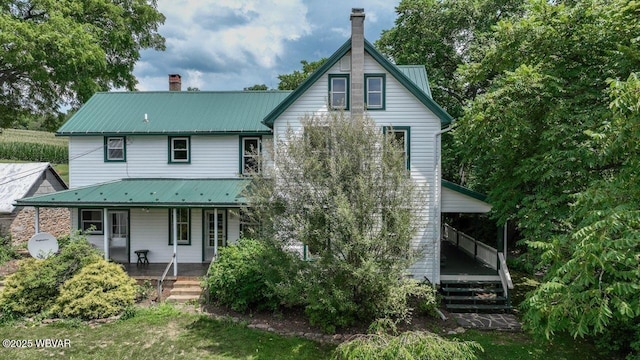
left=15, top=178, right=250, bottom=208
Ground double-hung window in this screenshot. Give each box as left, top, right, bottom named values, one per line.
left=365, top=74, right=385, bottom=110
left=80, top=209, right=103, bottom=234
left=105, top=137, right=126, bottom=162
left=384, top=126, right=410, bottom=170
left=169, top=208, right=190, bottom=245
left=328, top=74, right=349, bottom=109
left=169, top=136, right=190, bottom=163
left=240, top=137, right=261, bottom=175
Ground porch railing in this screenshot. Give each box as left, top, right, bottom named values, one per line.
left=442, top=223, right=498, bottom=270
left=498, top=252, right=514, bottom=297
left=157, top=252, right=176, bottom=302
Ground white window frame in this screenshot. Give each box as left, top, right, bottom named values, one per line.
left=241, top=137, right=261, bottom=175
left=105, top=137, right=126, bottom=161
left=169, top=136, right=190, bottom=163
left=169, top=208, right=190, bottom=245
left=329, top=75, right=349, bottom=109
left=366, top=75, right=384, bottom=109
left=80, top=209, right=103, bottom=234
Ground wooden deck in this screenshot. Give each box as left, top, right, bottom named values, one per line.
left=121, top=262, right=209, bottom=280
left=440, top=241, right=498, bottom=281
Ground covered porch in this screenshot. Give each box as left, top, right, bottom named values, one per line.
left=16, top=178, right=251, bottom=277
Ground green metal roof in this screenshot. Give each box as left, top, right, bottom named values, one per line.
left=15, top=178, right=250, bottom=207
left=398, top=65, right=432, bottom=98
left=262, top=39, right=453, bottom=128
left=442, top=180, right=488, bottom=202
left=57, top=91, right=292, bottom=136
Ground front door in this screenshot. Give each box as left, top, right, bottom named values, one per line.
left=109, top=210, right=129, bottom=263
left=204, top=209, right=226, bottom=262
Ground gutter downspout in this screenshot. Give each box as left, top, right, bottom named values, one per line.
left=432, top=124, right=453, bottom=285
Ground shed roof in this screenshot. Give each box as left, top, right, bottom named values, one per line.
left=15, top=178, right=250, bottom=208
left=57, top=91, right=292, bottom=136
left=0, top=163, right=67, bottom=213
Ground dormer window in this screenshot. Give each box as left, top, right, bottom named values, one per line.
left=329, top=74, right=349, bottom=110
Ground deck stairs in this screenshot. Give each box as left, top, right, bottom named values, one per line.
left=440, top=279, right=511, bottom=312
left=166, top=277, right=202, bottom=303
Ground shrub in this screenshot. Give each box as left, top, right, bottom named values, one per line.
left=207, top=238, right=304, bottom=313
left=332, top=331, right=482, bottom=360
left=0, top=235, right=101, bottom=317
left=52, top=260, right=136, bottom=320
left=0, top=235, right=17, bottom=265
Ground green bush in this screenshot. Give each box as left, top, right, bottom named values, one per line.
left=207, top=238, right=304, bottom=313
left=332, top=331, right=482, bottom=360
left=0, top=235, right=101, bottom=317
left=52, top=260, right=136, bottom=319
left=0, top=235, right=17, bottom=265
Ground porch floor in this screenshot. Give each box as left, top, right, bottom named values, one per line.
left=440, top=241, right=497, bottom=276
left=121, top=262, right=210, bottom=280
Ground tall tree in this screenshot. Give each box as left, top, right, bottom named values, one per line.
left=245, top=112, right=426, bottom=332
left=243, top=84, right=268, bottom=91
left=375, top=0, right=526, bottom=119
left=0, top=0, right=165, bottom=127
left=277, top=58, right=327, bottom=90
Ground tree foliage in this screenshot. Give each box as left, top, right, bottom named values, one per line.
left=245, top=112, right=426, bottom=332
left=277, top=58, right=327, bottom=90
left=0, top=0, right=165, bottom=127
left=244, top=84, right=268, bottom=91
left=522, top=73, right=640, bottom=358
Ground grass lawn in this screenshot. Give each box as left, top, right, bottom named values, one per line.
left=449, top=330, right=613, bottom=360
left=0, top=305, right=334, bottom=360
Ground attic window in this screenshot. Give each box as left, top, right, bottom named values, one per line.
left=169, top=136, right=190, bottom=164
left=329, top=74, right=349, bottom=110
left=105, top=137, right=126, bottom=162
left=365, top=74, right=385, bottom=110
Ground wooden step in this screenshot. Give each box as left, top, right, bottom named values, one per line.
left=170, top=287, right=201, bottom=295
left=166, top=294, right=200, bottom=303
left=173, top=281, right=201, bottom=288
left=441, top=287, right=503, bottom=293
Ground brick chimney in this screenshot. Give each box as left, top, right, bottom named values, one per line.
left=169, top=74, right=181, bottom=91
left=350, top=8, right=365, bottom=117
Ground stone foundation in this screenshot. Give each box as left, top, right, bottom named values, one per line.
left=9, top=207, right=71, bottom=244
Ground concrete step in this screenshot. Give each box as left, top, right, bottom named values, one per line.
left=170, top=287, right=201, bottom=295
left=446, top=304, right=512, bottom=311
left=173, top=280, right=201, bottom=288
left=166, top=294, right=200, bottom=303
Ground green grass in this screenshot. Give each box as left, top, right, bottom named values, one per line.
left=449, top=330, right=614, bottom=360
left=0, top=304, right=334, bottom=359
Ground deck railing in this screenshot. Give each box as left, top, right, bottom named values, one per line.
left=442, top=223, right=498, bottom=270
left=498, top=252, right=514, bottom=297
left=157, top=252, right=176, bottom=302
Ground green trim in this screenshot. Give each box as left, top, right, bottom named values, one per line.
left=383, top=126, right=411, bottom=170
left=239, top=135, right=262, bottom=175
left=168, top=136, right=191, bottom=164
left=441, top=180, right=488, bottom=202
left=328, top=74, right=350, bottom=110
left=365, top=74, right=386, bottom=110
left=79, top=208, right=104, bottom=235
left=104, top=136, right=127, bottom=162
left=169, top=208, right=191, bottom=246
left=262, top=39, right=454, bottom=128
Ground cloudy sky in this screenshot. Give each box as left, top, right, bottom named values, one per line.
left=133, top=0, right=400, bottom=91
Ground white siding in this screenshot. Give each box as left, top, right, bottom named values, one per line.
left=69, top=135, right=242, bottom=188
left=272, top=52, right=442, bottom=282
left=72, top=207, right=243, bottom=264
left=442, top=187, right=492, bottom=213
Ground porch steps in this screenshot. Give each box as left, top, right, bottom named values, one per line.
left=166, top=279, right=202, bottom=303
left=440, top=280, right=511, bottom=313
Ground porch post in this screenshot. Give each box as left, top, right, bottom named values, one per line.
left=103, top=208, right=109, bottom=260
left=173, top=208, right=178, bottom=276
left=503, top=221, right=508, bottom=260
left=34, top=207, right=40, bottom=234
left=213, top=208, right=218, bottom=259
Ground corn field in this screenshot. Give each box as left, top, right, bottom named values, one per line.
left=0, top=128, right=68, bottom=163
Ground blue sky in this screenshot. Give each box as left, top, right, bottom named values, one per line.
left=133, top=0, right=399, bottom=91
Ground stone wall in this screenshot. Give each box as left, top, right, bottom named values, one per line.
left=9, top=207, right=71, bottom=244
